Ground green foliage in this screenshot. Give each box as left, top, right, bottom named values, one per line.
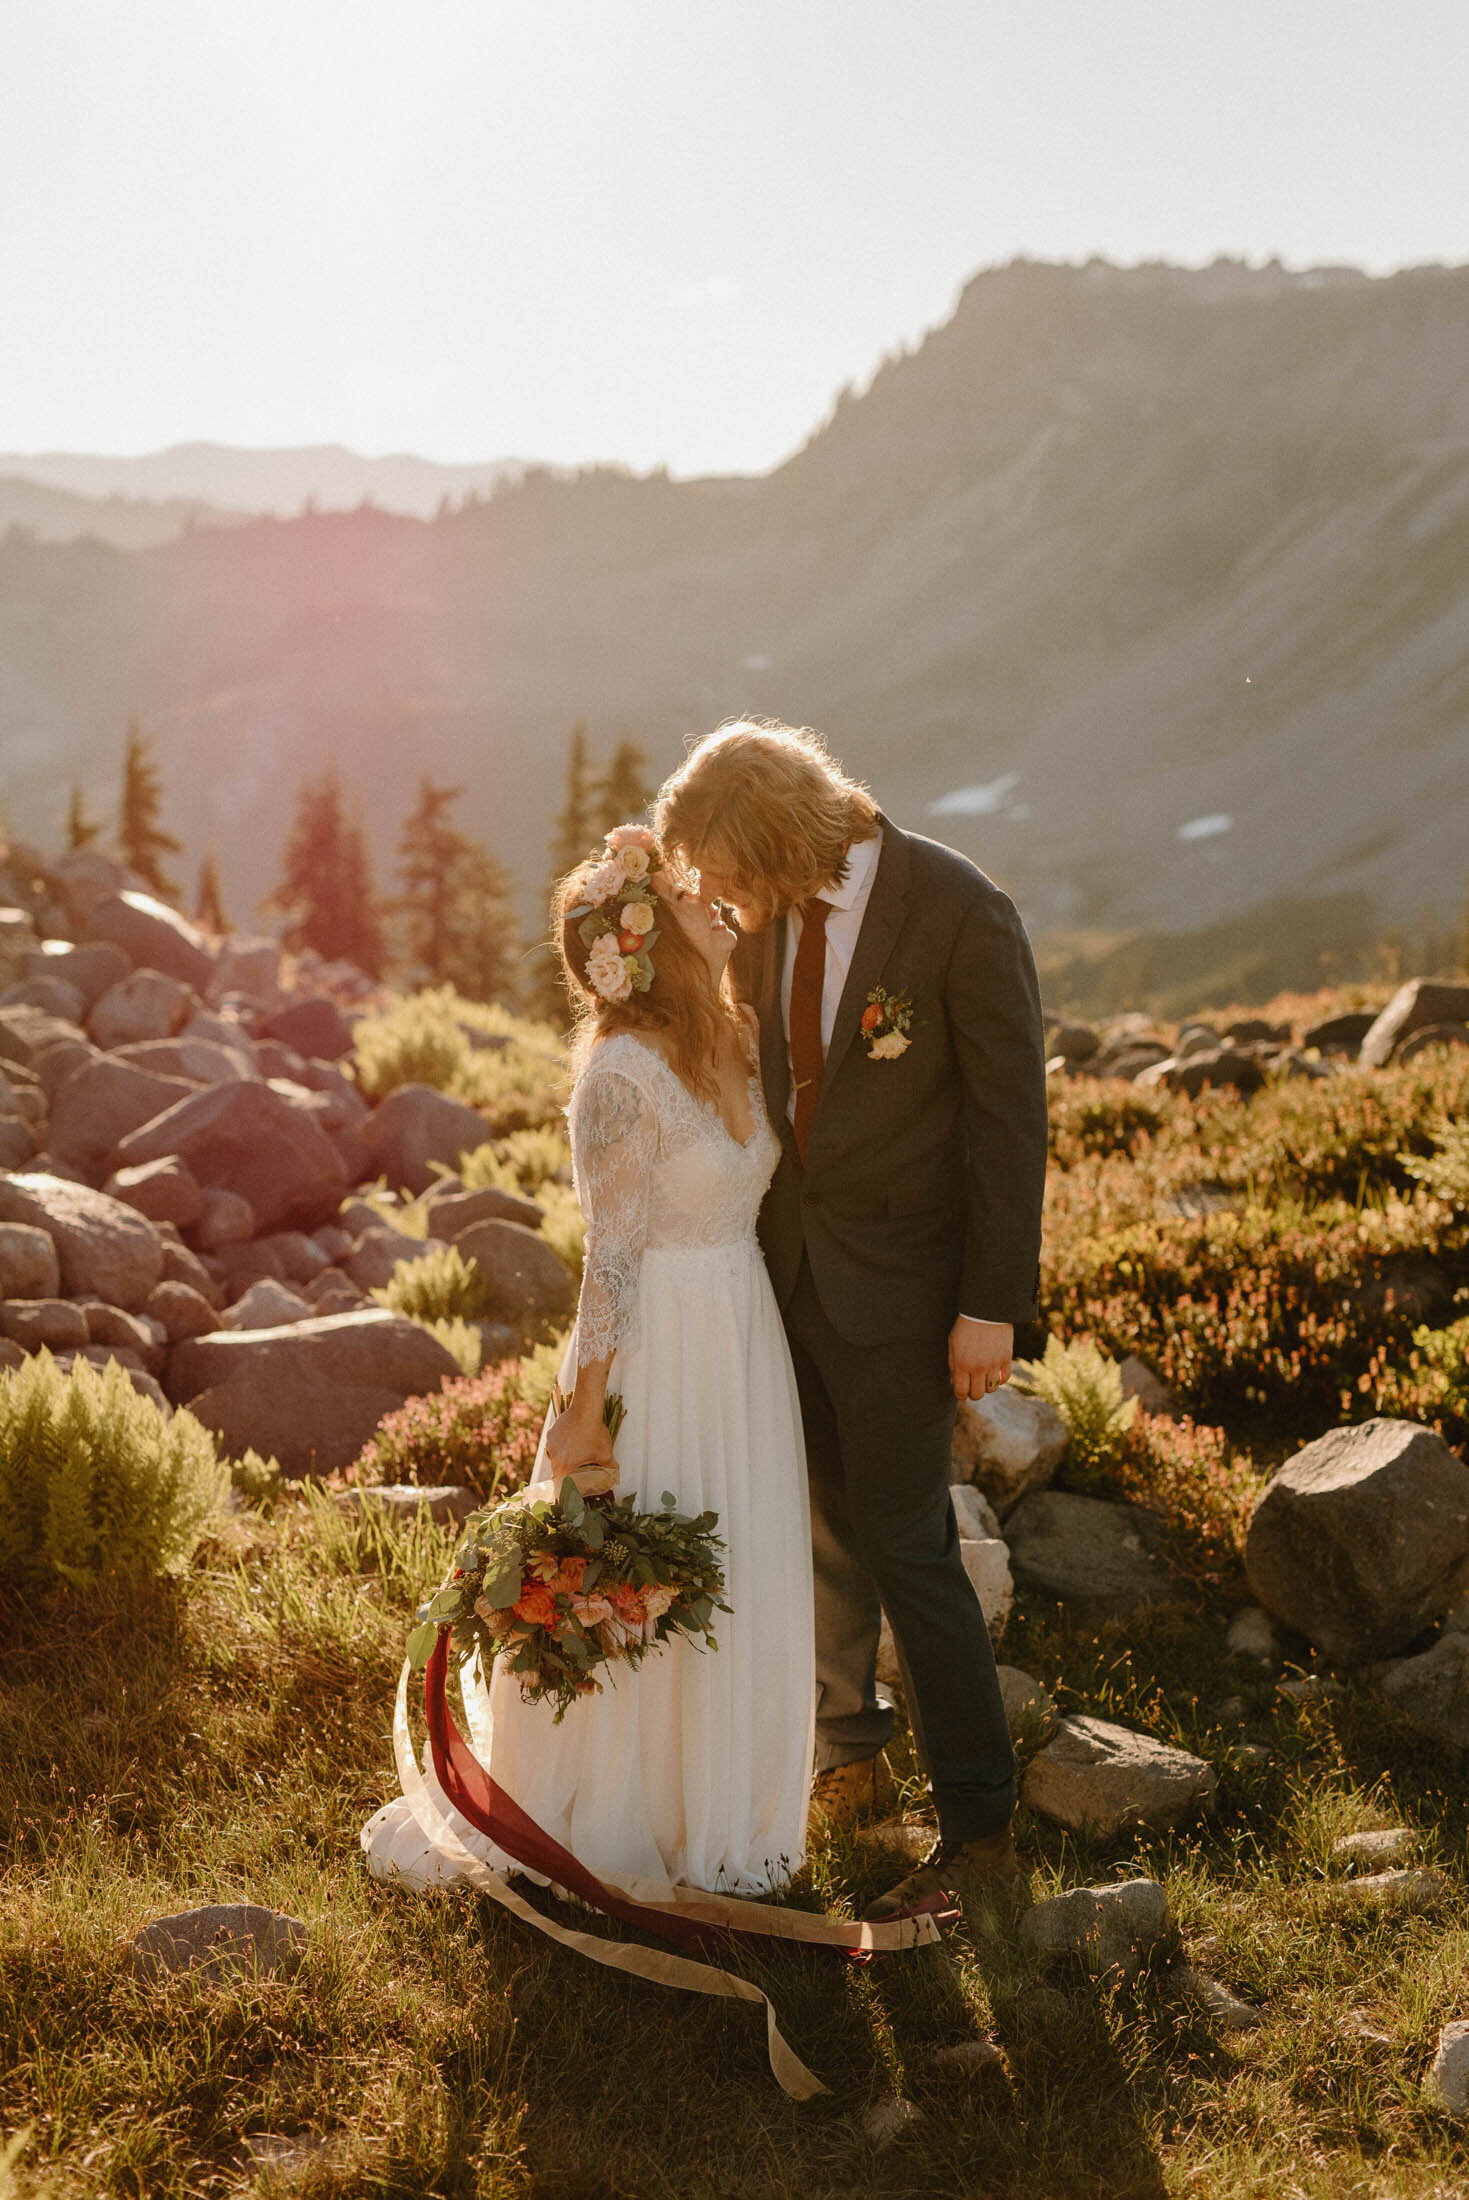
left=373, top=1243, right=494, bottom=1323
left=416, top=1314, right=483, bottom=1378
left=351, top=988, right=472, bottom=1101
left=592, top=735, right=655, bottom=840
left=229, top=1446, right=283, bottom=1505
left=116, top=720, right=182, bottom=902
left=1363, top=1311, right=1469, bottom=1450
left=192, top=849, right=230, bottom=934
left=352, top=1356, right=547, bottom=1500
left=265, top=762, right=385, bottom=976
left=0, top=1351, right=227, bottom=1588
left=1047, top=1079, right=1170, bottom=1165
left=1402, top=1115, right=1469, bottom=1208
left=1089, top=1413, right=1265, bottom=1588
left=457, top=1122, right=570, bottom=1195
left=1012, top=1334, right=1138, bottom=1478
left=350, top=987, right=567, bottom=1135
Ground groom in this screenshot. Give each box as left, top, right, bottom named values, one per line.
left=657, top=719, right=1049, bottom=1920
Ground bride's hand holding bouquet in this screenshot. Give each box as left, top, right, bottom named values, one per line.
left=544, top=1389, right=619, bottom=1497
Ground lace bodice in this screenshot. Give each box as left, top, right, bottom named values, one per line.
left=567, top=1030, right=780, bottom=1369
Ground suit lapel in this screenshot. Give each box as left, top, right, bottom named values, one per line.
left=817, top=818, right=913, bottom=1106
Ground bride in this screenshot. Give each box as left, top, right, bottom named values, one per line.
left=363, top=824, right=815, bottom=1896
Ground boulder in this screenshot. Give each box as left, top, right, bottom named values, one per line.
left=178, top=1011, right=261, bottom=1070
left=1396, top=1021, right=1469, bottom=1064
left=79, top=1300, right=165, bottom=1370
left=1244, top=1418, right=1469, bottom=1664
left=427, top=1184, right=543, bottom=1237
left=114, top=1079, right=349, bottom=1232
left=1226, top=1606, right=1282, bottom=1667
left=1119, top=1355, right=1175, bottom=1416
left=0, top=1174, right=162, bottom=1309
left=1173, top=1966, right=1263, bottom=2031
left=332, top=1483, right=479, bottom=1525
left=452, top=1218, right=578, bottom=1328
left=195, top=1187, right=256, bottom=1249
left=169, top=1306, right=459, bottom=1405
left=88, top=968, right=196, bottom=1049
left=342, top=1225, right=446, bottom=1292
left=48, top=1058, right=196, bottom=1179
left=22, top=938, right=130, bottom=1012
left=1004, top=1489, right=1180, bottom=1621
left=1359, top=980, right=1469, bottom=1068
left=1425, top=2021, right=1469, bottom=2118
left=188, top=1366, right=420, bottom=1478
left=257, top=1230, right=331, bottom=1285
left=0, top=1119, right=37, bottom=1169
left=31, top=1036, right=100, bottom=1101
left=1018, top=1878, right=1174, bottom=1981
left=1136, top=1046, right=1266, bottom=1099
left=158, top=1236, right=226, bottom=1307
left=0, top=1298, right=91, bottom=1351
left=85, top=892, right=214, bottom=992
left=256, top=1039, right=307, bottom=1082
left=1044, top=1019, right=1100, bottom=1065
left=1369, top=1632, right=1469, bottom=1749
left=996, top=1664, right=1059, bottom=1742
left=103, top=1156, right=204, bottom=1228
left=266, top=995, right=353, bottom=1062
left=130, top=1904, right=307, bottom=1984
left=1023, top=1715, right=1217, bottom=1834
left=961, top=1537, right=1014, bottom=1634
left=50, top=847, right=131, bottom=928
left=144, top=1279, right=220, bottom=1343
left=0, top=974, right=87, bottom=1024
left=951, top=1388, right=1068, bottom=1513
left=212, top=1240, right=288, bottom=1297
left=0, top=1220, right=60, bottom=1298
left=361, top=1084, right=490, bottom=1195
left=1331, top=1828, right=1417, bottom=1869
left=221, top=1278, right=315, bottom=1330
left=1304, top=1010, right=1377, bottom=1055
left=951, top=1483, right=1003, bottom=1542
left=207, top=937, right=282, bottom=1008
left=1338, top=1868, right=1445, bottom=1911
left=0, top=1003, right=87, bottom=1070
left=112, top=1037, right=257, bottom=1085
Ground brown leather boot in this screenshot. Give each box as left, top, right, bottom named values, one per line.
left=807, top=1750, right=898, bottom=1836
left=861, top=1828, right=1024, bottom=1923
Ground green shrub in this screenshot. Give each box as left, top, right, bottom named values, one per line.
left=457, top=1123, right=571, bottom=1196
left=230, top=1447, right=284, bottom=1506
left=352, top=988, right=473, bottom=1101
left=0, top=1352, right=228, bottom=1588
left=374, top=1244, right=495, bottom=1323
left=1104, top=1413, right=1264, bottom=1589
left=1047, top=1079, right=1171, bottom=1166
left=1189, top=1055, right=1469, bottom=1207
left=352, top=986, right=568, bottom=1134
left=1403, top=1117, right=1469, bottom=1210
left=418, top=1316, right=484, bottom=1379
left=1361, top=1312, right=1469, bottom=1450
left=351, top=1358, right=550, bottom=1500
left=1012, top=1334, right=1138, bottom=1478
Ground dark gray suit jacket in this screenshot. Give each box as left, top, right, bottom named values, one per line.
left=733, top=817, right=1048, bottom=1347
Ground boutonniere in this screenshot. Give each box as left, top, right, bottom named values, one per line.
left=860, top=985, right=914, bottom=1060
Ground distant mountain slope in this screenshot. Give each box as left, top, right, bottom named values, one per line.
left=0, top=443, right=529, bottom=521
left=0, top=474, right=243, bottom=549
left=1, top=260, right=1466, bottom=963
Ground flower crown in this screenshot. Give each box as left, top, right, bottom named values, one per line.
left=568, top=825, right=662, bottom=1004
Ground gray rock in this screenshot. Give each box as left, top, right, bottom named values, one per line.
left=159, top=1235, right=226, bottom=1307
left=1369, top=1632, right=1469, bottom=1749
left=0, top=974, right=87, bottom=1024
left=257, top=1230, right=331, bottom=1285
left=0, top=1298, right=91, bottom=1350
left=144, top=1279, right=221, bottom=1343
left=1018, top=1878, right=1173, bottom=1980
left=1360, top=979, right=1469, bottom=1068
left=177, top=1011, right=260, bottom=1071
left=1245, top=1418, right=1469, bottom=1664
left=1339, top=1868, right=1445, bottom=1911
left=951, top=1482, right=1003, bottom=1541
left=115, top=1079, right=349, bottom=1233
left=308, top=1278, right=369, bottom=1317
left=1174, top=1964, right=1263, bottom=2030
left=861, top=2098, right=923, bottom=2149
left=104, top=1156, right=204, bottom=1228
left=49, top=1058, right=195, bottom=1179
left=188, top=1367, right=420, bottom=1478
left=0, top=1003, right=87, bottom=1070
left=50, top=847, right=130, bottom=928
left=130, top=1903, right=306, bottom=1983
left=1425, top=2020, right=1469, bottom=2118
left=1304, top=1010, right=1376, bottom=1055
left=88, top=968, right=195, bottom=1049
left=213, top=1240, right=288, bottom=1296
left=1226, top=1606, right=1282, bottom=1667
left=207, top=937, right=282, bottom=1008
left=961, top=1537, right=1014, bottom=1634
left=996, top=1664, right=1058, bottom=1742
left=85, top=892, right=214, bottom=992
left=951, top=1388, right=1068, bottom=1514
left=23, top=939, right=131, bottom=1012
left=80, top=1301, right=163, bottom=1366
left=1119, top=1355, right=1175, bottom=1417
left=427, top=1183, right=543, bottom=1237
left=1045, top=1019, right=1100, bottom=1065
left=222, top=1278, right=315, bottom=1330
left=195, top=1187, right=256, bottom=1249
left=1395, top=1022, right=1469, bottom=1064
left=0, top=1117, right=37, bottom=1169
left=1004, top=1489, right=1180, bottom=1621
left=314, top=1223, right=354, bottom=1261
left=342, top=1224, right=440, bottom=1292
left=0, top=1173, right=162, bottom=1309
left=31, top=1036, right=99, bottom=1101
left=1331, top=1828, right=1417, bottom=1869
left=1139, top=1046, right=1266, bottom=1099
left=332, top=1483, right=479, bottom=1525
left=266, top=995, right=353, bottom=1062
left=927, top=2038, right=1002, bottom=2072
left=452, top=1218, right=577, bottom=1327
left=1023, top=1714, right=1217, bottom=1833
left=0, top=1220, right=60, bottom=1298
left=112, top=1036, right=257, bottom=1085
left=361, top=1083, right=490, bottom=1195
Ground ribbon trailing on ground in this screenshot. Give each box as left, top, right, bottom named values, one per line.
left=391, top=1638, right=945, bottom=2100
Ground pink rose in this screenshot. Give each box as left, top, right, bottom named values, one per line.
left=606, top=825, right=657, bottom=854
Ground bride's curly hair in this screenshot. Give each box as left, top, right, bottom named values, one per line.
left=555, top=842, right=743, bottom=1105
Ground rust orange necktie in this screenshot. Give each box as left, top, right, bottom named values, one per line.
left=789, top=897, right=832, bottom=1164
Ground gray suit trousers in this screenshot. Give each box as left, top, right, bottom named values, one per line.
left=783, top=1255, right=1017, bottom=1844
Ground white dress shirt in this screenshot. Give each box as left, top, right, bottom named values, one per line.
left=777, top=829, right=1000, bottom=1329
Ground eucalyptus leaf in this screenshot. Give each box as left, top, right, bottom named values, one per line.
left=406, top=1621, right=440, bottom=1671
left=426, top=1587, right=463, bottom=1623
left=481, top=1562, right=523, bottom=1610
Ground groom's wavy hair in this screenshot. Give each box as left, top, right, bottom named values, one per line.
left=554, top=844, right=740, bottom=1104
left=656, top=718, right=879, bottom=911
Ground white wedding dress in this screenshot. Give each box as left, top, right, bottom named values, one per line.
left=362, top=1029, right=815, bottom=1898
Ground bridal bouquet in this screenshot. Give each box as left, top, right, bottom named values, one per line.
left=406, top=1402, right=729, bottom=1722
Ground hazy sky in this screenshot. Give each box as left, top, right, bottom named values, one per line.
left=4, top=0, right=1467, bottom=475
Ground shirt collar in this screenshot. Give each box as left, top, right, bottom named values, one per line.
left=817, top=826, right=882, bottom=913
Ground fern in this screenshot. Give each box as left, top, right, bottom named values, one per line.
left=1011, top=1334, right=1138, bottom=1483
left=1402, top=1118, right=1469, bottom=1209
left=0, top=1351, right=228, bottom=1589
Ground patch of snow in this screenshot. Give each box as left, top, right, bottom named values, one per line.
left=1177, top=813, right=1233, bottom=842
left=929, top=773, right=1023, bottom=818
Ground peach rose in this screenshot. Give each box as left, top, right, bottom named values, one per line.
left=583, top=857, right=626, bottom=907
left=619, top=899, right=655, bottom=935
left=868, top=1029, right=911, bottom=1061
left=606, top=825, right=657, bottom=856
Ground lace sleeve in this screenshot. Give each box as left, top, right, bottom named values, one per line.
left=568, top=1064, right=659, bottom=1369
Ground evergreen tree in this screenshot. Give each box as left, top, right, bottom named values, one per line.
left=265, top=764, right=386, bottom=977
left=391, top=776, right=520, bottom=1004
left=117, top=722, right=183, bottom=900
left=65, top=782, right=101, bottom=850
left=594, top=735, right=655, bottom=838
left=194, top=851, right=230, bottom=935
left=549, top=722, right=597, bottom=878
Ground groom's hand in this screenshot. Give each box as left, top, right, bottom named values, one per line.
left=948, top=1316, right=1013, bottom=1402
